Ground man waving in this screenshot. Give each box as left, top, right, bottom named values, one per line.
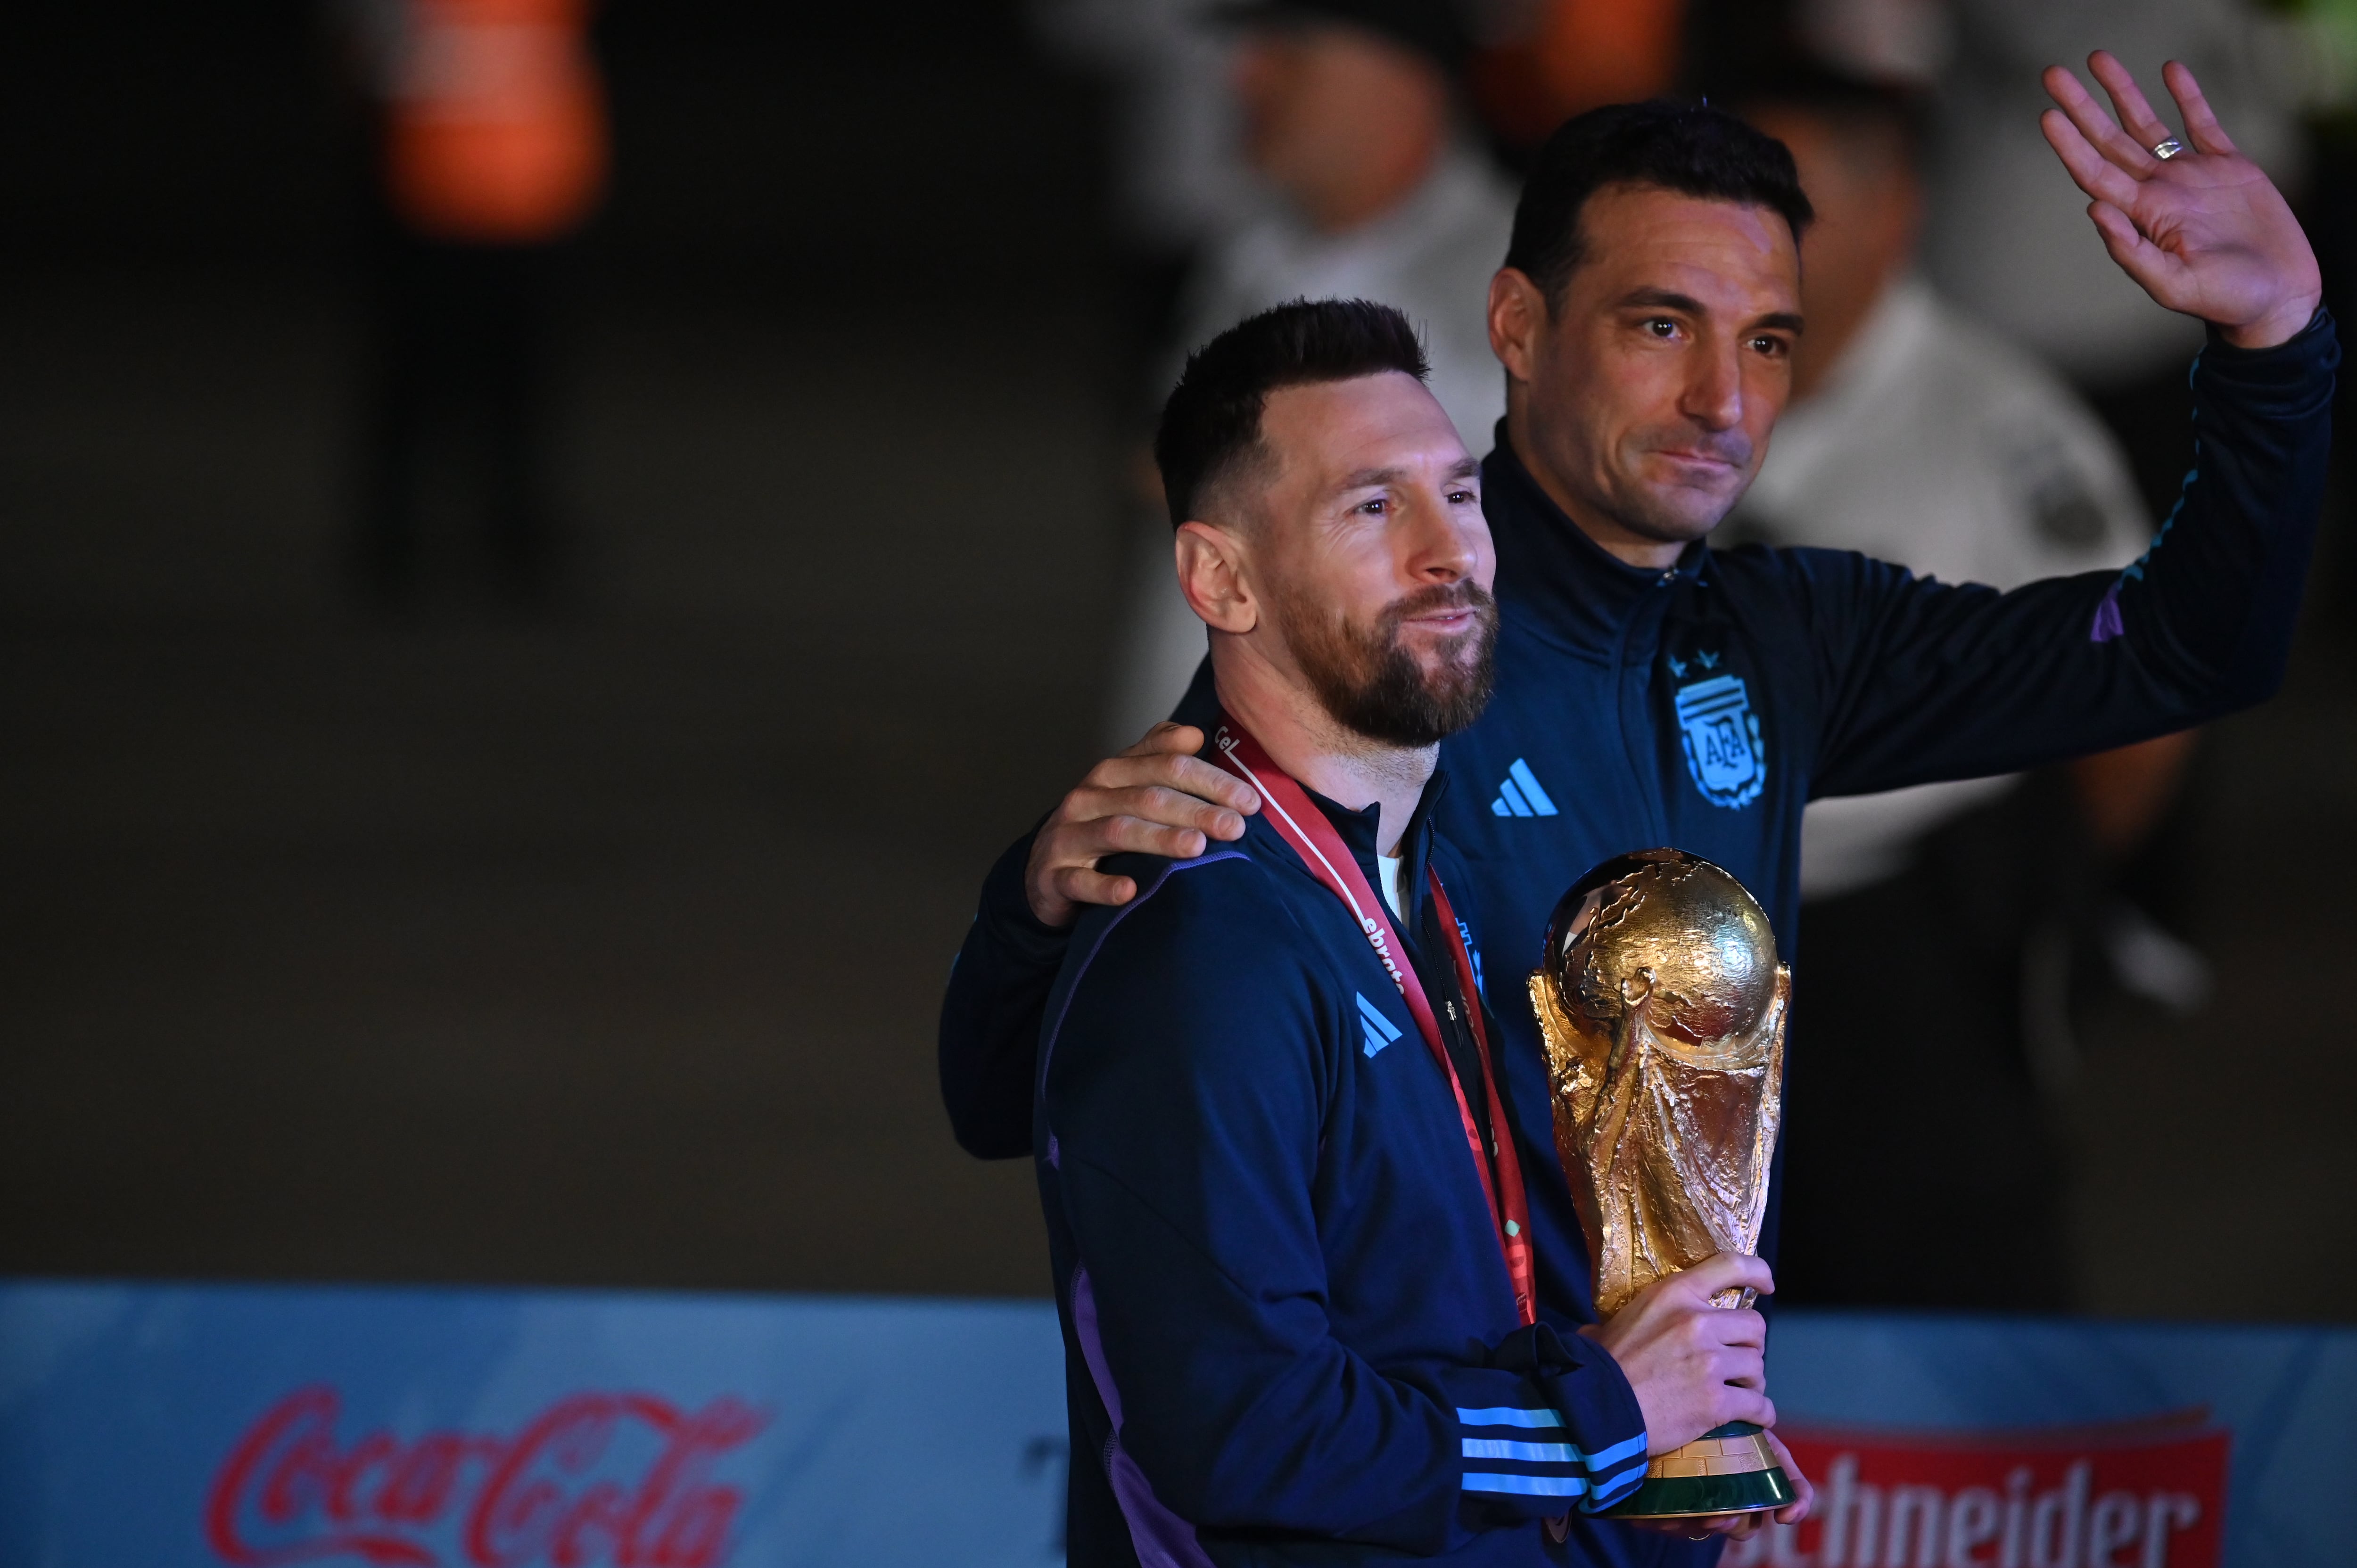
left=954, top=58, right=2331, bottom=1565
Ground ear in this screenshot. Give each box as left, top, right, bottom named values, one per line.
left=1175, top=521, right=1258, bottom=635
left=1488, top=267, right=1549, bottom=389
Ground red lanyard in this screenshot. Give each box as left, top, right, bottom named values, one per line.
left=1212, top=717, right=1537, bottom=1326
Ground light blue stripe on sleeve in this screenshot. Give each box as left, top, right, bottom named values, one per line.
left=1586, top=1460, right=1645, bottom=1509
left=1584, top=1431, right=1648, bottom=1471
left=1455, top=1406, right=1563, bottom=1429
left=1464, top=1472, right=1588, bottom=1497
left=1462, top=1438, right=1581, bottom=1463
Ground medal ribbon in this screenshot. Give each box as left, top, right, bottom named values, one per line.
left=1212, top=717, right=1536, bottom=1325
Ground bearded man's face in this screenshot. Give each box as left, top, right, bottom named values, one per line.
left=1273, top=575, right=1499, bottom=746
left=1229, top=370, right=1501, bottom=746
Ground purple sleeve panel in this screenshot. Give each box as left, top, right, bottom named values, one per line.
left=1071, top=1267, right=1220, bottom=1568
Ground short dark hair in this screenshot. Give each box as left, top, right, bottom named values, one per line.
left=1503, top=100, right=1814, bottom=310
left=1155, top=298, right=1430, bottom=528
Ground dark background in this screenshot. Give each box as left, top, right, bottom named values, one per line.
left=0, top=0, right=1121, bottom=1298
left=1, top=0, right=2350, bottom=1317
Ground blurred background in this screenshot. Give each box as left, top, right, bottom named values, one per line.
left=2, top=0, right=2353, bottom=1321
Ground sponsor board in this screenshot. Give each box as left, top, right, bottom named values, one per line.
left=0, top=1285, right=2349, bottom=1566
left=1727, top=1416, right=2227, bottom=1568
left=0, top=1283, right=1069, bottom=1568
left=206, top=1385, right=766, bottom=1567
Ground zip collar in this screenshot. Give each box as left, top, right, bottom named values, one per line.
left=1482, top=427, right=1712, bottom=658
left=1234, top=760, right=1454, bottom=935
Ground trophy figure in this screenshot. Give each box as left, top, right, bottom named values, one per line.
left=1529, top=848, right=1796, bottom=1519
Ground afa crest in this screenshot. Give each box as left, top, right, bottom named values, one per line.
left=1673, top=672, right=1766, bottom=808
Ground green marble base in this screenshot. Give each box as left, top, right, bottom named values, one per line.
left=1600, top=1422, right=1796, bottom=1520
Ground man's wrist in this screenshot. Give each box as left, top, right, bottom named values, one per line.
left=2217, top=297, right=2325, bottom=353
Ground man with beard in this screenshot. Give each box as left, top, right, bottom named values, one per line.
left=1033, top=298, right=1809, bottom=1566
left=958, top=60, right=2330, bottom=1565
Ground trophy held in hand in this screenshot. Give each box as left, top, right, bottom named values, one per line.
left=1530, top=848, right=1796, bottom=1520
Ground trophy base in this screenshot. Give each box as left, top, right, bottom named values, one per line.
left=1600, top=1422, right=1794, bottom=1520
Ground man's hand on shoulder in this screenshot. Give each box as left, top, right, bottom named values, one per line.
left=2040, top=52, right=2322, bottom=351
left=1025, top=722, right=1262, bottom=928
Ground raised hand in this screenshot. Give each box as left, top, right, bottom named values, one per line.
left=2041, top=52, right=2321, bottom=350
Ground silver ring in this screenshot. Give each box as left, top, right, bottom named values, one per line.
left=2152, top=137, right=2184, bottom=160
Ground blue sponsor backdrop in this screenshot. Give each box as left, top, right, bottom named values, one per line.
left=1767, top=1313, right=2353, bottom=1568
left=0, top=1281, right=2348, bottom=1567
left=0, top=1282, right=1071, bottom=1568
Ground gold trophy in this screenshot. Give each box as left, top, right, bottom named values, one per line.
left=1529, top=848, right=1796, bottom=1519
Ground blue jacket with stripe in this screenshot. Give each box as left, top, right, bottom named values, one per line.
left=1038, top=772, right=1649, bottom=1566
left=957, top=318, right=2335, bottom=1567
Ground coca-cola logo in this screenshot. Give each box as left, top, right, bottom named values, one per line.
left=204, top=1386, right=766, bottom=1568
left=1725, top=1414, right=2229, bottom=1568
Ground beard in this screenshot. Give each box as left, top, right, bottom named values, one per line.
left=1272, top=579, right=1500, bottom=747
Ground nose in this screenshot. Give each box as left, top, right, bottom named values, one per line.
left=1680, top=332, right=1746, bottom=434
left=1400, top=485, right=1483, bottom=587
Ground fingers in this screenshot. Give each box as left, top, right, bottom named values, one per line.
left=2039, top=106, right=2146, bottom=213
left=1119, top=782, right=1249, bottom=841
left=1689, top=1306, right=1766, bottom=1362
left=1085, top=750, right=1261, bottom=821
left=1681, top=1251, right=1776, bottom=1302
left=2086, top=49, right=2175, bottom=155
left=1049, top=865, right=1138, bottom=911
left=1160, top=756, right=1262, bottom=820
left=1025, top=733, right=1262, bottom=925
left=1118, top=721, right=1203, bottom=759
left=2086, top=199, right=2189, bottom=305
left=1043, top=796, right=1234, bottom=872
left=1714, top=1383, right=1776, bottom=1431
left=1708, top=1323, right=1768, bottom=1381
left=2042, top=66, right=2156, bottom=180
left=1764, top=1430, right=1816, bottom=1526
left=2164, top=58, right=2239, bottom=157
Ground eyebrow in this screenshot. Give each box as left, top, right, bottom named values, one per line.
left=1337, top=457, right=1482, bottom=492
left=1615, top=287, right=1706, bottom=314
left=1615, top=287, right=1805, bottom=336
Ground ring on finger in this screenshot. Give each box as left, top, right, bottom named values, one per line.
left=2151, top=137, right=2184, bottom=160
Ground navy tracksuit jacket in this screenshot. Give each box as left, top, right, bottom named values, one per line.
left=953, top=315, right=2337, bottom=1566
left=1040, top=772, right=1650, bottom=1567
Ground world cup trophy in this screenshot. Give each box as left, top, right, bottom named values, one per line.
left=1529, top=848, right=1796, bottom=1519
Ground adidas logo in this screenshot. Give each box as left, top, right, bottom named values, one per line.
left=1355, top=992, right=1404, bottom=1058
left=1489, top=758, right=1558, bottom=818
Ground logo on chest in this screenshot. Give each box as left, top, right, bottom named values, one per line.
left=1669, top=656, right=1766, bottom=809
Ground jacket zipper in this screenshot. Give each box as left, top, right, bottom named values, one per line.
left=1610, top=571, right=1679, bottom=846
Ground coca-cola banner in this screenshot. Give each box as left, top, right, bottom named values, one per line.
left=0, top=1282, right=1071, bottom=1568
left=0, top=1284, right=2349, bottom=1567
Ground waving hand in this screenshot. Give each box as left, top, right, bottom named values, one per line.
left=2041, top=52, right=2321, bottom=350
